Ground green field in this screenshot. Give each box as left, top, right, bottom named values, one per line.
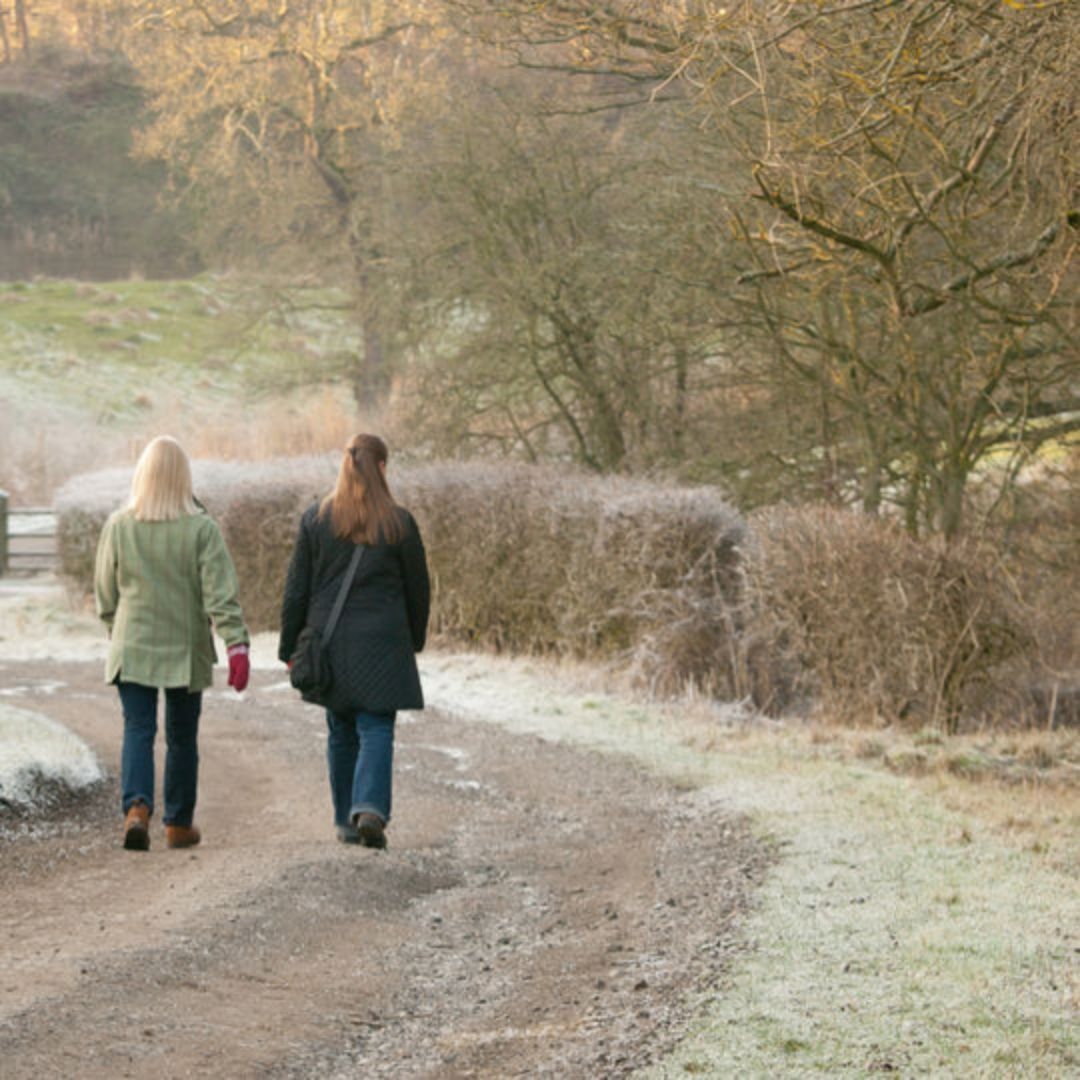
left=0, top=276, right=358, bottom=417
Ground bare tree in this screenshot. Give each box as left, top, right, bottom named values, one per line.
left=0, top=7, right=12, bottom=63
left=116, top=0, right=443, bottom=406
left=447, top=0, right=1079, bottom=536
left=710, top=0, right=1078, bottom=536
left=381, top=68, right=730, bottom=471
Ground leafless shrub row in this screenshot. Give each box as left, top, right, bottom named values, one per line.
left=55, top=458, right=746, bottom=696
left=58, top=460, right=1061, bottom=728
left=402, top=462, right=746, bottom=696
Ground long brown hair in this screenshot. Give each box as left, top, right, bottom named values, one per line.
left=320, top=434, right=404, bottom=544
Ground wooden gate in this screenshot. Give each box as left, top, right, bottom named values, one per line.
left=0, top=491, right=57, bottom=575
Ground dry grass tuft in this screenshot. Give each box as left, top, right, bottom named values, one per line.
left=739, top=505, right=1037, bottom=731
left=182, top=388, right=362, bottom=462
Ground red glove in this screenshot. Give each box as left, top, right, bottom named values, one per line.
left=227, top=643, right=250, bottom=692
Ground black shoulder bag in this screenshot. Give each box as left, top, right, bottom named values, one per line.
left=289, top=544, right=365, bottom=704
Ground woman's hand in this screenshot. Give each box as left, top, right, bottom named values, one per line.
left=227, top=643, right=250, bottom=692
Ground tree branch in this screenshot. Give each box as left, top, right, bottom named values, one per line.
left=903, top=220, right=1063, bottom=316
left=752, top=168, right=893, bottom=267
left=894, top=99, right=1022, bottom=248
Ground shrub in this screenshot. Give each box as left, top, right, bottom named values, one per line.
left=739, top=505, right=1036, bottom=730
left=55, top=458, right=746, bottom=693
left=56, top=462, right=1047, bottom=725
left=404, top=463, right=746, bottom=694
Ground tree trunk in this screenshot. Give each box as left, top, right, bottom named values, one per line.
left=671, top=345, right=688, bottom=458
left=348, top=225, right=393, bottom=409
left=818, top=382, right=839, bottom=502
left=0, top=10, right=11, bottom=64
left=860, top=468, right=882, bottom=517
left=903, top=466, right=923, bottom=538
left=937, top=464, right=967, bottom=541
left=352, top=317, right=391, bottom=410
left=552, top=316, right=625, bottom=470
left=14, top=0, right=29, bottom=58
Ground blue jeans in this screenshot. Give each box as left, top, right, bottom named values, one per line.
left=117, top=681, right=202, bottom=827
left=325, top=710, right=396, bottom=827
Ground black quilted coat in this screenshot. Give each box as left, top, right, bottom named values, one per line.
left=278, top=502, right=430, bottom=714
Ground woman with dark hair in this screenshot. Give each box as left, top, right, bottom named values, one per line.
left=278, top=434, right=430, bottom=849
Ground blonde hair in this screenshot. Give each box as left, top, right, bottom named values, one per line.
left=128, top=436, right=198, bottom=521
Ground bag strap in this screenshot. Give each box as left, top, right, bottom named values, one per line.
left=322, top=544, right=365, bottom=644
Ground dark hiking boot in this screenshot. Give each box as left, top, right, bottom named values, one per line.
left=336, top=824, right=362, bottom=844
left=165, top=824, right=201, bottom=849
left=123, top=802, right=150, bottom=851
left=354, top=812, right=387, bottom=850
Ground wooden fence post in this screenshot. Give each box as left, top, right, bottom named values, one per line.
left=0, top=489, right=8, bottom=576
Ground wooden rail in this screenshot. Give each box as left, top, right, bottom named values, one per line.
left=0, top=491, right=57, bottom=575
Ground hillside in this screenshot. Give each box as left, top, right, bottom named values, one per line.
left=0, top=276, right=362, bottom=502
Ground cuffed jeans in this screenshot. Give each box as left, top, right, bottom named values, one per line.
left=325, top=709, right=396, bottom=827
left=117, top=681, right=202, bottom=827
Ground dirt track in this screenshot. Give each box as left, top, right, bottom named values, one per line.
left=0, top=659, right=765, bottom=1078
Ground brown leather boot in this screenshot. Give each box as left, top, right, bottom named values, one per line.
left=123, top=802, right=151, bottom=851
left=165, top=824, right=202, bottom=849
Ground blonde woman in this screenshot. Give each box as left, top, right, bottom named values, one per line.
left=94, top=436, right=250, bottom=852
left=279, top=434, right=430, bottom=849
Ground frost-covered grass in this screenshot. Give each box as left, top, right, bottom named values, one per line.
left=0, top=704, right=103, bottom=810
left=419, top=652, right=1079, bottom=1078
left=645, top=757, right=1078, bottom=1076
left=0, top=579, right=107, bottom=662
left=0, top=275, right=356, bottom=418
left=1, top=585, right=1076, bottom=1076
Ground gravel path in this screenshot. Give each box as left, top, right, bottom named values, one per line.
left=0, top=659, right=766, bottom=1078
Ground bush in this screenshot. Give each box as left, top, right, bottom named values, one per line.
left=739, top=505, right=1036, bottom=730
left=405, top=463, right=746, bottom=694
left=55, top=458, right=746, bottom=693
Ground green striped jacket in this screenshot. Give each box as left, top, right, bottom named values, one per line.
left=94, top=508, right=250, bottom=690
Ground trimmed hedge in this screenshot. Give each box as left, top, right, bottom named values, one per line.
left=56, top=458, right=746, bottom=695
